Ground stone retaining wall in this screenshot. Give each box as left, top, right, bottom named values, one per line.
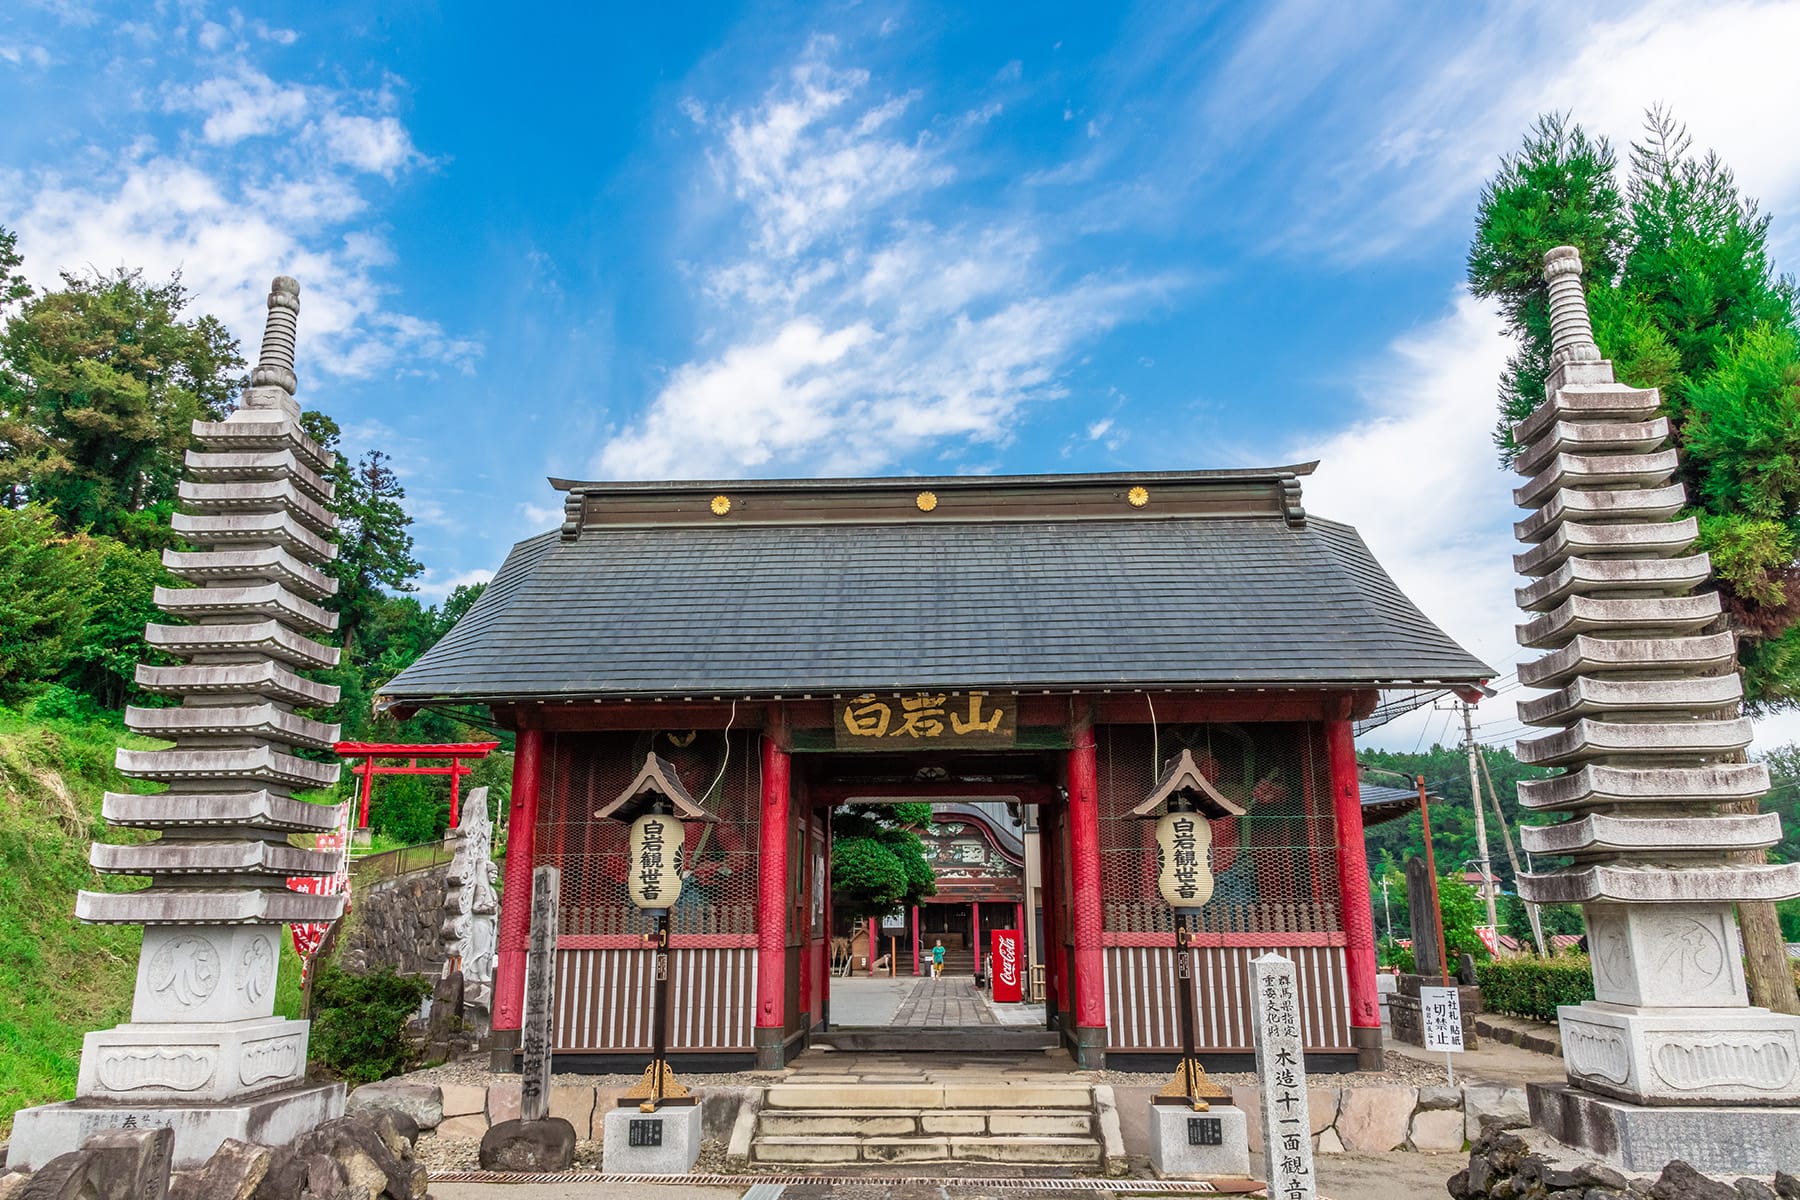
left=347, top=1078, right=746, bottom=1145
left=334, top=865, right=453, bottom=978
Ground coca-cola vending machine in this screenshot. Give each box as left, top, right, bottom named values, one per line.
left=990, top=928, right=1023, bottom=1002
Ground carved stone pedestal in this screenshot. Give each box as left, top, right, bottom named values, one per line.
left=10, top=1082, right=344, bottom=1170
left=1530, top=1081, right=1800, bottom=1174
left=1559, top=1002, right=1800, bottom=1106
left=77, top=1017, right=311, bottom=1103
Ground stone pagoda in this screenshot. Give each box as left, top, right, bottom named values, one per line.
left=1512, top=247, right=1800, bottom=1171
left=12, top=278, right=350, bottom=1169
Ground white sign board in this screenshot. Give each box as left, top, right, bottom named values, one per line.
left=1419, top=985, right=1465, bottom=1053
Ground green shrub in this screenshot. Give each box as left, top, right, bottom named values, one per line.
left=369, top=774, right=446, bottom=846
left=1377, top=936, right=1414, bottom=973
left=1476, top=954, right=1595, bottom=1022
left=308, top=963, right=432, bottom=1084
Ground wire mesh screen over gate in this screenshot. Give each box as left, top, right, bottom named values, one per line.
left=536, top=730, right=761, bottom=937
left=1096, top=722, right=1341, bottom=935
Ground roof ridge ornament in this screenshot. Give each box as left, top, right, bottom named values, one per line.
left=596, top=752, right=720, bottom=822
left=1543, top=246, right=1604, bottom=371
left=242, top=275, right=302, bottom=420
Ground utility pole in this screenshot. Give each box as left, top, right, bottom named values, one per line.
left=1476, top=750, right=1547, bottom=957
left=1461, top=702, right=1500, bottom=939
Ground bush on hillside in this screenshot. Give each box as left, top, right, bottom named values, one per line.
left=369, top=774, right=447, bottom=846
left=309, top=962, right=432, bottom=1084
left=1476, top=954, right=1595, bottom=1022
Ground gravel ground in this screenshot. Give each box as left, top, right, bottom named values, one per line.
left=416, top=1135, right=731, bottom=1175
left=1097, top=1053, right=1447, bottom=1089
left=403, top=1053, right=774, bottom=1091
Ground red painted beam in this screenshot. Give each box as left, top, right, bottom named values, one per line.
left=1066, top=728, right=1106, bottom=1035
left=333, top=741, right=500, bottom=757
left=810, top=782, right=1058, bottom=804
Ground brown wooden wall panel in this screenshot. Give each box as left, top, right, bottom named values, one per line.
left=554, top=947, right=756, bottom=1053
left=1103, top=944, right=1351, bottom=1053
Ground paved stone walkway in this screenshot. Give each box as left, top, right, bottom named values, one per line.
left=892, top=975, right=998, bottom=1026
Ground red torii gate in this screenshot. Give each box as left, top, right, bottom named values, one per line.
left=334, top=741, right=501, bottom=830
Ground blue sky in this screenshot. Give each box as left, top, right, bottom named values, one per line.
left=8, top=0, right=1800, bottom=750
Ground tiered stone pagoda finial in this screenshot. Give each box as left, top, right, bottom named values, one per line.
left=1511, top=247, right=1800, bottom=1167
left=12, top=278, right=350, bottom=1168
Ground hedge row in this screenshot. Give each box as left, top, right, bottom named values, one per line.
left=1475, top=955, right=1595, bottom=1022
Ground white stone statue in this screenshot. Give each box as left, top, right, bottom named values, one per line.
left=443, top=786, right=500, bottom=1018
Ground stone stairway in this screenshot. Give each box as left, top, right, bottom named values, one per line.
left=751, top=1078, right=1102, bottom=1167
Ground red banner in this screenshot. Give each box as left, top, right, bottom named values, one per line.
left=990, top=929, right=1023, bottom=1002
left=288, top=829, right=349, bottom=966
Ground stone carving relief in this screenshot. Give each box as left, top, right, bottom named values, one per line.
left=1588, top=911, right=1629, bottom=993
left=1564, top=1025, right=1631, bottom=1085
left=1650, top=1034, right=1797, bottom=1092
left=96, top=1047, right=216, bottom=1093
left=239, top=1036, right=304, bottom=1087
left=147, top=936, right=220, bottom=1007
left=239, top=934, right=276, bottom=1005
left=442, top=787, right=499, bottom=993
left=1647, top=915, right=1725, bottom=989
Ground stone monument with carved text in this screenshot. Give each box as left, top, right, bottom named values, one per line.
left=1513, top=247, right=1800, bottom=1172
left=11, top=278, right=349, bottom=1169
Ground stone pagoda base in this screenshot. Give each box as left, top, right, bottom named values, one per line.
left=9, top=1081, right=343, bottom=1170
left=1560, top=1001, right=1800, bottom=1106
left=1530, top=1081, right=1800, bottom=1174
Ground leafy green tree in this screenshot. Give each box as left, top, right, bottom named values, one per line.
left=831, top=805, right=936, bottom=925
left=61, top=538, right=167, bottom=710
left=0, top=227, right=30, bottom=320
left=1469, top=109, right=1800, bottom=708
left=0, top=267, right=242, bottom=539
left=0, top=505, right=97, bottom=705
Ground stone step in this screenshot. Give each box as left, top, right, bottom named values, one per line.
left=1513, top=449, right=1680, bottom=509
left=1515, top=553, right=1710, bottom=611
left=1516, top=593, right=1721, bottom=648
left=171, top=511, right=338, bottom=562
left=1512, top=383, right=1661, bottom=445
left=1517, top=675, right=1743, bottom=725
left=145, top=620, right=341, bottom=670
left=1515, top=717, right=1752, bottom=767
left=1516, top=632, right=1735, bottom=690
left=178, top=478, right=335, bottom=536
left=1521, top=811, right=1782, bottom=858
left=1518, top=860, right=1800, bottom=905
left=103, top=789, right=345, bottom=831
left=751, top=1134, right=1101, bottom=1166
left=1514, top=483, right=1687, bottom=543
left=1516, top=761, right=1769, bottom=811
left=762, top=1082, right=1092, bottom=1110
left=125, top=702, right=340, bottom=750
left=756, top=1108, right=1093, bottom=1138
left=191, top=416, right=333, bottom=473
left=136, top=660, right=340, bottom=707
left=153, top=580, right=338, bottom=634
left=184, top=448, right=336, bottom=504
left=115, top=744, right=343, bottom=788
left=1512, top=517, right=1697, bottom=577
left=163, top=545, right=338, bottom=600
left=1515, top=416, right=1669, bottom=475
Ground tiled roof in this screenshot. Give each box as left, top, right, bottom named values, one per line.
left=383, top=496, right=1490, bottom=703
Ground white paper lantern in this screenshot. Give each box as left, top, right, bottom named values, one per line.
left=1155, top=810, right=1214, bottom=909
left=628, top=812, right=685, bottom=910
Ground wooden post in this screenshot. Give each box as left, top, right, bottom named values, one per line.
left=867, top=917, right=876, bottom=977
left=519, top=864, right=559, bottom=1122
left=357, top=756, right=376, bottom=828
left=1067, top=725, right=1107, bottom=1065
left=1417, top=774, right=1451, bottom=987
left=493, top=728, right=542, bottom=1049
left=971, top=900, right=981, bottom=978
left=911, top=905, right=920, bottom=976
left=1325, top=718, right=1382, bottom=1068
left=1041, top=809, right=1063, bottom=1026
left=755, top=736, right=790, bottom=1068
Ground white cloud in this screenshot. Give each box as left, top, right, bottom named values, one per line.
left=413, top=567, right=495, bottom=602
left=0, top=43, right=53, bottom=68
left=597, top=48, right=1176, bottom=480
left=6, top=39, right=474, bottom=385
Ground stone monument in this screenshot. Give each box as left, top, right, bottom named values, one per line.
left=478, top=865, right=575, bottom=1172
left=1513, top=247, right=1800, bottom=1171
left=11, top=278, right=350, bottom=1169
left=440, top=784, right=499, bottom=1028
left=1250, top=952, right=1315, bottom=1200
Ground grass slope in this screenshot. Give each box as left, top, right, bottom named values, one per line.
left=0, top=710, right=305, bottom=1134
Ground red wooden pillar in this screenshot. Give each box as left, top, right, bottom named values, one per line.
left=449, top=759, right=462, bottom=829
left=867, top=918, right=876, bottom=977
left=1067, top=726, right=1107, bottom=1067
left=356, top=757, right=376, bottom=828
left=1040, top=811, right=1063, bottom=1019
left=971, top=900, right=981, bottom=978
left=821, top=803, right=833, bottom=1028
left=491, top=727, right=542, bottom=1067
left=911, top=905, right=921, bottom=976
left=1326, top=717, right=1383, bottom=1069
left=756, top=736, right=791, bottom=1068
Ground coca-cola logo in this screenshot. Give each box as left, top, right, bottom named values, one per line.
left=996, top=935, right=1018, bottom=985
